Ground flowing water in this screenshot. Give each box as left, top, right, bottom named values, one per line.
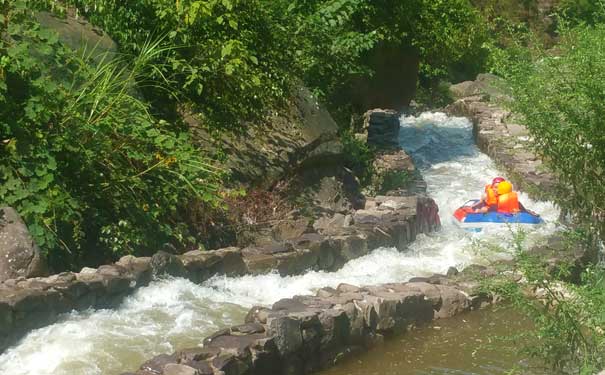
left=0, top=113, right=560, bottom=375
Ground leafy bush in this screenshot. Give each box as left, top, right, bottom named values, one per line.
left=1, top=1, right=223, bottom=268
left=341, top=131, right=374, bottom=186
left=46, top=0, right=489, bottom=128
left=482, top=231, right=605, bottom=373
left=557, top=0, right=605, bottom=25
left=502, top=24, right=605, bottom=238
left=376, top=170, right=412, bottom=194
left=48, top=0, right=298, bottom=130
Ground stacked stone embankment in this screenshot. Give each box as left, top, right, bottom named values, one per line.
left=123, top=269, right=490, bottom=375
left=446, top=76, right=558, bottom=201
left=0, top=195, right=439, bottom=353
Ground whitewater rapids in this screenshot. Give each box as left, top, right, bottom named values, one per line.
left=0, top=113, right=560, bottom=375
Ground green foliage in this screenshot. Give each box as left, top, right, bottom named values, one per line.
left=45, top=0, right=489, bottom=129
left=557, top=0, right=605, bottom=25
left=1, top=0, right=497, bottom=269
left=482, top=231, right=605, bottom=373
left=376, top=170, right=412, bottom=194
left=341, top=132, right=374, bottom=186
left=500, top=24, right=605, bottom=237
left=414, top=81, right=454, bottom=109
left=48, top=0, right=297, bottom=130
left=0, top=1, right=223, bottom=268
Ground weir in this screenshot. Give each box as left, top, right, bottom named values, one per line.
left=0, top=113, right=561, bottom=375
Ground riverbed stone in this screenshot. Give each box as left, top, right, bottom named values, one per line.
left=0, top=207, right=48, bottom=282
left=267, top=315, right=304, bottom=356
left=212, top=353, right=250, bottom=375
left=163, top=363, right=199, bottom=375
left=150, top=251, right=187, bottom=278
left=434, top=285, right=471, bottom=319
left=140, top=354, right=178, bottom=373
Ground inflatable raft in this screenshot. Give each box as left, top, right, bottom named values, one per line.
left=453, top=199, right=544, bottom=232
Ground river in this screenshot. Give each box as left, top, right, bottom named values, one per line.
left=0, top=112, right=560, bottom=374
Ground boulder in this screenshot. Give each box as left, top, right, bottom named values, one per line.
left=0, top=207, right=48, bottom=282
left=365, top=109, right=400, bottom=149
left=449, top=73, right=507, bottom=101
left=150, top=251, right=187, bottom=278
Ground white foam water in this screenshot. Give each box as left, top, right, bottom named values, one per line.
left=0, top=113, right=560, bottom=375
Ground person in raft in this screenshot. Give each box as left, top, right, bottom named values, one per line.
left=474, top=177, right=521, bottom=214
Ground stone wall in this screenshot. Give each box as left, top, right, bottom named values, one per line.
left=0, top=195, right=439, bottom=353
left=122, top=269, right=490, bottom=375
left=446, top=79, right=558, bottom=201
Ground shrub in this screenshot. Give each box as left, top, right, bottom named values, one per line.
left=482, top=231, right=605, bottom=373
left=341, top=131, right=374, bottom=186
left=0, top=1, right=223, bottom=268
left=502, top=24, right=605, bottom=238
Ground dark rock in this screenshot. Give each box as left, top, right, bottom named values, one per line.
left=205, top=332, right=266, bottom=356
left=214, top=248, right=247, bottom=277
left=272, top=219, right=311, bottom=242
left=150, top=251, right=187, bottom=278
left=139, top=354, right=178, bottom=373
left=231, top=323, right=265, bottom=335
left=212, top=353, right=250, bottom=375
left=180, top=360, right=213, bottom=375
left=365, top=109, right=400, bottom=149
left=0, top=207, right=48, bottom=282
left=176, top=347, right=220, bottom=363
left=267, top=315, right=303, bottom=356
left=434, top=285, right=471, bottom=319
left=245, top=306, right=271, bottom=324
left=116, top=255, right=152, bottom=286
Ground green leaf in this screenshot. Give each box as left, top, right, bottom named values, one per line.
left=221, top=43, right=233, bottom=58
left=221, top=0, right=233, bottom=11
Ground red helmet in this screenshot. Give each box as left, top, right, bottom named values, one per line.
left=492, top=177, right=505, bottom=185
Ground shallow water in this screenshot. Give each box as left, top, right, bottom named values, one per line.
left=0, top=113, right=560, bottom=374
left=319, top=306, right=548, bottom=375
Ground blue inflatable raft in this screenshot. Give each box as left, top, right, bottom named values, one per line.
left=453, top=199, right=544, bottom=232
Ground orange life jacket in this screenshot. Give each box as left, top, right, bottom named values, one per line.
left=485, top=184, right=498, bottom=206
left=497, top=192, right=520, bottom=213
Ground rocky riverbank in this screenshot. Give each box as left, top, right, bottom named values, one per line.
left=122, top=269, right=490, bottom=375
left=0, top=110, right=441, bottom=354
left=446, top=74, right=558, bottom=201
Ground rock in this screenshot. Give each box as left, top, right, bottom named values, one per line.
left=0, top=207, right=48, bottom=282
left=365, top=109, right=400, bottom=149
left=446, top=86, right=558, bottom=200
left=139, top=354, right=178, bottom=373
left=312, top=214, right=351, bottom=234
left=211, top=353, right=250, bottom=375
left=373, top=150, right=415, bottom=173
left=434, top=285, right=471, bottom=319
left=300, top=140, right=345, bottom=168
left=336, top=283, right=360, bottom=293
left=505, top=123, right=529, bottom=137
left=36, top=12, right=118, bottom=61
left=315, top=176, right=355, bottom=213
left=272, top=219, right=311, bottom=242
left=446, top=267, right=459, bottom=277
left=163, top=363, right=199, bottom=375
left=150, top=251, right=187, bottom=278
left=267, top=315, right=303, bottom=356
left=449, top=73, right=506, bottom=101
